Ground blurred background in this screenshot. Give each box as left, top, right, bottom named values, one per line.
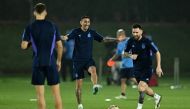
left=0, top=0, right=190, bottom=77
left=0, top=0, right=190, bottom=109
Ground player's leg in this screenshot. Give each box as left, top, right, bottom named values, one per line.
left=32, top=67, right=46, bottom=109
left=128, top=68, right=138, bottom=88
left=145, top=84, right=162, bottom=109
left=136, top=81, right=148, bottom=109
left=88, top=66, right=97, bottom=85
left=137, top=68, right=162, bottom=109
left=73, top=61, right=85, bottom=109
left=51, top=84, right=63, bottom=109
left=115, top=78, right=127, bottom=99
left=46, top=64, right=63, bottom=109
left=88, top=66, right=101, bottom=95
left=87, top=59, right=102, bottom=95
left=121, top=78, right=127, bottom=96
left=144, top=68, right=162, bottom=109
left=115, top=68, right=127, bottom=99
left=35, top=85, right=46, bottom=109
left=76, top=79, right=83, bottom=109
left=130, top=77, right=138, bottom=84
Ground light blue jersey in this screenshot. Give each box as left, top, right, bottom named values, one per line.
left=116, top=38, right=133, bottom=68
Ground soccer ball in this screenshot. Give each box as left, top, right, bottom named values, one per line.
left=108, top=105, right=120, bottom=109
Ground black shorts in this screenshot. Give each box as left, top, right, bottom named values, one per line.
left=120, top=68, right=135, bottom=79
left=72, top=59, right=96, bottom=80
left=134, top=67, right=153, bottom=83
left=32, top=64, right=60, bottom=85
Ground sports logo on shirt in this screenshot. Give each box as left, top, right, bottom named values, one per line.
left=87, top=33, right=91, bottom=38
left=142, top=43, right=145, bottom=49
left=132, top=45, right=135, bottom=48
left=78, top=34, right=81, bottom=37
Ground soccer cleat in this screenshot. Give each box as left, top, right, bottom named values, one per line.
left=115, top=95, right=127, bottom=99
left=78, top=104, right=83, bottom=109
left=155, top=95, right=162, bottom=109
left=93, top=84, right=102, bottom=95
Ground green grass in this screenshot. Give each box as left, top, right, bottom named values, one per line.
left=0, top=76, right=190, bottom=109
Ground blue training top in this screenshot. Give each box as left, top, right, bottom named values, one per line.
left=67, top=28, right=103, bottom=61
left=116, top=38, right=133, bottom=68
left=125, top=36, right=159, bottom=67
left=22, top=20, right=61, bottom=66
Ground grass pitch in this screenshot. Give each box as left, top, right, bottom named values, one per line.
left=0, top=76, right=189, bottom=109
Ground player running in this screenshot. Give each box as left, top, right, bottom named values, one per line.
left=124, top=24, right=163, bottom=109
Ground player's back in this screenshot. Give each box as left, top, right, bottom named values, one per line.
left=30, top=20, right=57, bottom=66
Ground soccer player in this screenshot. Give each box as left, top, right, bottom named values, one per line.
left=61, top=16, right=117, bottom=109
left=109, top=29, right=137, bottom=99
left=124, top=24, right=163, bottom=109
left=21, top=3, right=63, bottom=109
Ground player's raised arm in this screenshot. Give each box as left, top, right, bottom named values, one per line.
left=103, top=36, right=118, bottom=42
left=109, top=53, right=119, bottom=61
left=61, top=34, right=69, bottom=41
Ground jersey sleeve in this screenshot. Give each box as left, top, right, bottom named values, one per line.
left=92, top=30, right=104, bottom=42
left=54, top=25, right=61, bottom=41
left=147, top=39, right=159, bottom=53
left=22, top=25, right=31, bottom=42
left=67, top=29, right=76, bottom=40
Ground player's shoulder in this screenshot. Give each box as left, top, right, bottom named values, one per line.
left=72, top=28, right=81, bottom=32
left=141, top=36, right=151, bottom=43
left=69, top=28, right=81, bottom=34
left=88, top=28, right=96, bottom=33
left=128, top=37, right=135, bottom=43
left=45, top=20, right=57, bottom=26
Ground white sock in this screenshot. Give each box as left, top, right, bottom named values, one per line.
left=93, top=84, right=102, bottom=88
left=137, top=103, right=143, bottom=109
left=78, top=104, right=83, bottom=106
left=154, top=93, right=160, bottom=99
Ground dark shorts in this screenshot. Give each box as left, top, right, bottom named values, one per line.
left=134, top=67, right=153, bottom=83
left=32, top=64, right=60, bottom=85
left=120, top=68, right=135, bottom=79
left=72, top=59, right=96, bottom=80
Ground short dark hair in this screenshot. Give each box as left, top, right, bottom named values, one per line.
left=132, top=23, right=143, bottom=30
left=80, top=15, right=90, bottom=20
left=34, top=3, right=46, bottom=14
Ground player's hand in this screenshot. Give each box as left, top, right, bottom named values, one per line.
left=56, top=60, right=61, bottom=72
left=131, top=54, right=138, bottom=60
left=61, top=35, right=68, bottom=41
left=156, top=66, right=163, bottom=77
left=123, top=52, right=131, bottom=58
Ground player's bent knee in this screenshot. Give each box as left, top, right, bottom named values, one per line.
left=88, top=66, right=96, bottom=73
left=138, top=85, right=146, bottom=92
